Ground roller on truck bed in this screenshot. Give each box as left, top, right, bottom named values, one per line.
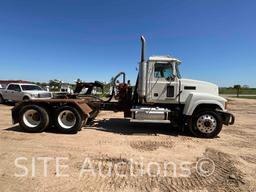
left=11, top=36, right=235, bottom=138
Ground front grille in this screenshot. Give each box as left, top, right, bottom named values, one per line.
left=38, top=93, right=51, bottom=98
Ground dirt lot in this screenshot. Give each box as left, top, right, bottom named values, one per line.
left=0, top=98, right=256, bottom=192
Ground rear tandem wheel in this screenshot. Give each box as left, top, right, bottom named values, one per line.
left=18, top=105, right=49, bottom=133
left=54, top=106, right=83, bottom=134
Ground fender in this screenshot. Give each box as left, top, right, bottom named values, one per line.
left=183, top=92, right=226, bottom=116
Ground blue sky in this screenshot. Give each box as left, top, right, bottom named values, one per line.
left=0, top=0, right=255, bottom=87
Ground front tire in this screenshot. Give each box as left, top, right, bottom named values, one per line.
left=54, top=106, right=82, bottom=134
left=18, top=105, right=49, bottom=133
left=189, top=110, right=222, bottom=138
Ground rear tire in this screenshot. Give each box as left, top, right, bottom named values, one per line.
left=18, top=105, right=49, bottom=133
left=189, top=109, right=222, bottom=138
left=54, top=106, right=82, bottom=134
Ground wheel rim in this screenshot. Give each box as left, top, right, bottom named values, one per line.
left=196, top=114, right=217, bottom=134
left=57, top=110, right=76, bottom=129
left=23, top=109, right=41, bottom=128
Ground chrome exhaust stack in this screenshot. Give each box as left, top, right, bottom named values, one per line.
left=140, top=36, right=145, bottom=62
left=137, top=36, right=147, bottom=98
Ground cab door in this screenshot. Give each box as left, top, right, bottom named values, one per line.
left=148, top=62, right=179, bottom=103
left=6, top=84, right=22, bottom=101
left=5, top=84, right=16, bottom=101
left=12, top=85, right=23, bottom=101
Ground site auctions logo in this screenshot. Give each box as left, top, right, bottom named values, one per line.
left=14, top=156, right=215, bottom=178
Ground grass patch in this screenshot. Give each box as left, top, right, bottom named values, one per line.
left=231, top=96, right=256, bottom=99
left=219, top=88, right=256, bottom=95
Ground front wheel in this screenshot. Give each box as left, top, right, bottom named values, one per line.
left=189, top=110, right=222, bottom=138
left=54, top=106, right=83, bottom=134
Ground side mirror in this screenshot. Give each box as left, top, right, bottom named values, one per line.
left=166, top=75, right=175, bottom=82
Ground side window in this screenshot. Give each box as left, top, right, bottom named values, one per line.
left=7, top=84, right=15, bottom=90
left=7, top=84, right=21, bottom=92
left=13, top=85, right=21, bottom=92
left=154, top=63, right=173, bottom=79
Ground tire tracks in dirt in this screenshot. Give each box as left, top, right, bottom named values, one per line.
left=76, top=148, right=248, bottom=192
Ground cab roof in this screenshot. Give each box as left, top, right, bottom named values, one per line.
left=148, top=55, right=181, bottom=64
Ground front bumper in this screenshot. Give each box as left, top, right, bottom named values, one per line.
left=216, top=110, right=235, bottom=125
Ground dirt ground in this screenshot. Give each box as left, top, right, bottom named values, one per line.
left=0, top=98, right=255, bottom=192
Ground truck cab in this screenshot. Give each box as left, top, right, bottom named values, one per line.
left=138, top=55, right=224, bottom=109
left=138, top=55, right=181, bottom=104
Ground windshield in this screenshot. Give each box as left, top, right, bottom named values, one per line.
left=21, top=85, right=43, bottom=91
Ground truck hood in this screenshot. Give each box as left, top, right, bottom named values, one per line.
left=180, top=78, right=219, bottom=96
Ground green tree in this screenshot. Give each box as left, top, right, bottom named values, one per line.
left=234, top=85, right=241, bottom=98
left=49, top=79, right=62, bottom=92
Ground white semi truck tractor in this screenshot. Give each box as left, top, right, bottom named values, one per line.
left=130, top=36, right=234, bottom=138
left=11, top=36, right=234, bottom=137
